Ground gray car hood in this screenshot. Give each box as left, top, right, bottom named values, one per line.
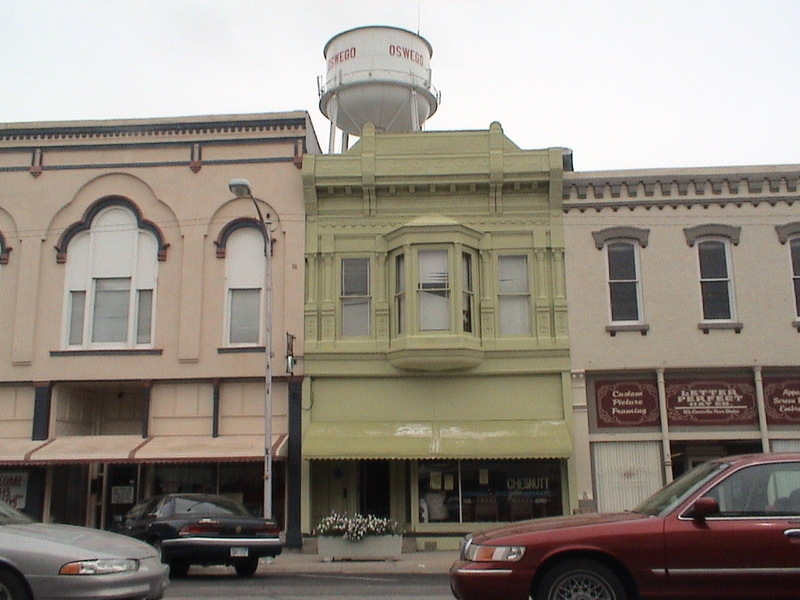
left=2, top=523, right=158, bottom=559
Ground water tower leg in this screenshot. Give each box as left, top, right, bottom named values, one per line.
left=340, top=133, right=350, bottom=153
left=327, top=93, right=339, bottom=154
left=411, top=89, right=421, bottom=131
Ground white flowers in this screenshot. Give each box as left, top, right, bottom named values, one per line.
left=315, top=512, right=400, bottom=541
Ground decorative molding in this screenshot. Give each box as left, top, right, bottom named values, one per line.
left=592, top=226, right=650, bottom=249
left=214, top=217, right=268, bottom=258
left=775, top=222, right=800, bottom=244
left=563, top=170, right=799, bottom=212
left=54, top=196, right=169, bottom=263
left=683, top=224, right=741, bottom=246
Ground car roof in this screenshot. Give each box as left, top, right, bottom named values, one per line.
left=711, top=452, right=800, bottom=467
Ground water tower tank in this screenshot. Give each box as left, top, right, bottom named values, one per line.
left=319, top=26, right=440, bottom=152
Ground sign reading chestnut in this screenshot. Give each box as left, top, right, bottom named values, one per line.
left=596, top=380, right=660, bottom=428
left=764, top=378, right=800, bottom=424
left=666, top=379, right=757, bottom=425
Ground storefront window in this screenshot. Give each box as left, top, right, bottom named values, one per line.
left=418, top=459, right=562, bottom=523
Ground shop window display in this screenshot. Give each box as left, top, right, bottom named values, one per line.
left=418, top=459, right=562, bottom=523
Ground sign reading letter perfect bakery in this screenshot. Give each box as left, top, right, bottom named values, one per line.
left=764, top=378, right=800, bottom=425
left=666, top=379, right=757, bottom=426
left=596, top=380, right=660, bottom=428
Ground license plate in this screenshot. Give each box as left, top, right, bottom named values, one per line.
left=230, top=547, right=249, bottom=557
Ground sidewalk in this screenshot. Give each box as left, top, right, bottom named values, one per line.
left=262, top=549, right=459, bottom=576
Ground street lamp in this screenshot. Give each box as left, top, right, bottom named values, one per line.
left=228, top=178, right=273, bottom=520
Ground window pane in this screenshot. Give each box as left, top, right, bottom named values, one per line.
left=701, top=280, right=732, bottom=320
left=395, top=254, right=406, bottom=334
left=462, top=253, right=474, bottom=333
left=136, top=289, right=153, bottom=344
left=419, top=250, right=449, bottom=290
left=499, top=296, right=530, bottom=335
left=608, top=242, right=636, bottom=280
left=92, top=278, right=130, bottom=343
left=230, top=288, right=260, bottom=344
left=342, top=258, right=369, bottom=296
left=343, top=297, right=370, bottom=336
left=791, top=239, right=800, bottom=275
left=418, top=250, right=449, bottom=331
left=610, top=282, right=639, bottom=321
left=420, top=290, right=449, bottom=330
left=69, top=291, right=86, bottom=345
left=699, top=241, right=728, bottom=278
left=499, top=256, right=528, bottom=294
left=795, top=279, right=800, bottom=317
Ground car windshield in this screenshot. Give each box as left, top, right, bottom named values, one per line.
left=632, top=460, right=730, bottom=516
left=0, top=501, right=35, bottom=525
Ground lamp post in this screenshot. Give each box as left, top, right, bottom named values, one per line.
left=228, top=178, right=273, bottom=520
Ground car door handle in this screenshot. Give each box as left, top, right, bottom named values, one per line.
left=784, top=529, right=800, bottom=538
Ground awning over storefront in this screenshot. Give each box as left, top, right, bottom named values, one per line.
left=0, top=439, right=50, bottom=465
left=18, top=434, right=287, bottom=464
left=302, top=420, right=572, bottom=460
left=133, top=434, right=288, bottom=463
left=26, top=435, right=149, bottom=464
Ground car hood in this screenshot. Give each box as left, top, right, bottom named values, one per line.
left=2, top=523, right=158, bottom=559
left=470, top=511, right=651, bottom=544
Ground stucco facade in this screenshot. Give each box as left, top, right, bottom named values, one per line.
left=301, top=123, right=574, bottom=549
left=0, top=113, right=319, bottom=544
left=563, top=167, right=800, bottom=512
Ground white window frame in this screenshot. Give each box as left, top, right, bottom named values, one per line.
left=224, top=226, right=265, bottom=347
left=417, top=248, right=451, bottom=332
left=696, top=236, right=737, bottom=322
left=605, top=240, right=644, bottom=324
left=790, top=235, right=800, bottom=319
left=340, top=257, right=371, bottom=337
left=497, top=254, right=532, bottom=336
left=63, top=206, right=157, bottom=349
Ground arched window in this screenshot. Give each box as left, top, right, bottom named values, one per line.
left=224, top=226, right=265, bottom=345
left=790, top=236, right=800, bottom=319
left=63, top=205, right=158, bottom=348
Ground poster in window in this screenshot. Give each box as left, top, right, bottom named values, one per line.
left=666, top=379, right=757, bottom=426
left=0, top=472, right=28, bottom=510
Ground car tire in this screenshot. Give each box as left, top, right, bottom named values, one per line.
left=168, top=559, right=190, bottom=578
left=0, top=567, right=32, bottom=600
left=537, top=559, right=627, bottom=600
left=234, top=557, right=259, bottom=577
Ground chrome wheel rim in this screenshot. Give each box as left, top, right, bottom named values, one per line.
left=551, top=572, right=616, bottom=600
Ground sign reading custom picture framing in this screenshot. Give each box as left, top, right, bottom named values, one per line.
left=595, top=380, right=660, bottom=428
left=763, top=378, right=800, bottom=424
left=666, top=379, right=758, bottom=426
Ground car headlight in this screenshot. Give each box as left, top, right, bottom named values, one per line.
left=463, top=541, right=526, bottom=562
left=59, top=559, right=139, bottom=575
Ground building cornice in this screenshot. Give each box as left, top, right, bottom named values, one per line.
left=0, top=112, right=311, bottom=143
left=563, top=167, right=799, bottom=212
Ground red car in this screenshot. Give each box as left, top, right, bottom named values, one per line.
left=450, top=453, right=800, bottom=600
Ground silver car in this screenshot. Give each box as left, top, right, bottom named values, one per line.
left=0, top=501, right=168, bottom=600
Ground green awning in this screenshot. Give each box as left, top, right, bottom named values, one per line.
left=302, top=420, right=571, bottom=460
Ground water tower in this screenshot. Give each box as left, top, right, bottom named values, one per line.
left=318, top=25, right=440, bottom=153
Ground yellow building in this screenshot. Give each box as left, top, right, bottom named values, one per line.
left=301, top=123, right=575, bottom=549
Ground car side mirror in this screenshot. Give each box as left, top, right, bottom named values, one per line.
left=686, top=497, right=719, bottom=519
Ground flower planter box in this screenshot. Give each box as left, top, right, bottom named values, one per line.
left=317, top=534, right=403, bottom=561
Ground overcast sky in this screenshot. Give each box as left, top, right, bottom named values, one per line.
left=2, top=0, right=799, bottom=171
